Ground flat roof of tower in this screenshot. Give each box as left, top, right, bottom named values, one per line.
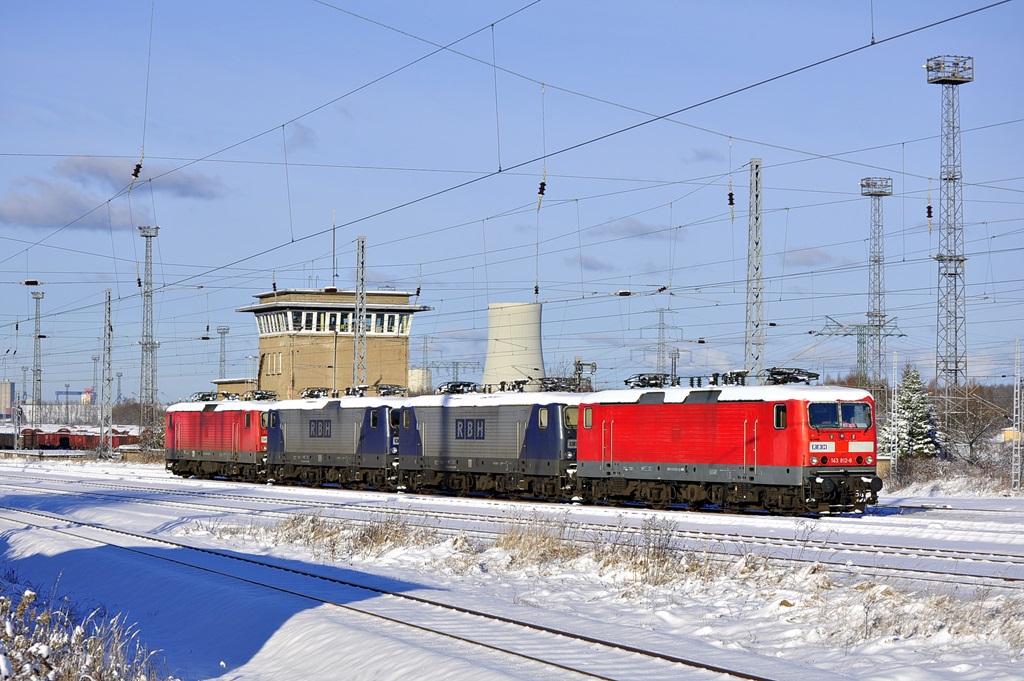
left=237, top=287, right=432, bottom=314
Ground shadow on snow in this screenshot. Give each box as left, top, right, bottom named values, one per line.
left=0, top=491, right=433, bottom=679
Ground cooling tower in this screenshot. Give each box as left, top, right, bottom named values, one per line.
left=482, top=302, right=545, bottom=388
left=407, top=367, right=433, bottom=395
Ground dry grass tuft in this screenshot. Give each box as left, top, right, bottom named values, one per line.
left=202, top=510, right=436, bottom=562
left=0, top=583, right=175, bottom=681
left=494, top=512, right=586, bottom=568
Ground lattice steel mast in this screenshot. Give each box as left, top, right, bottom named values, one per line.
left=861, top=177, right=892, bottom=387
left=91, top=354, right=100, bottom=423
left=656, top=308, right=667, bottom=375
left=927, top=55, right=972, bottom=447
left=217, top=326, right=230, bottom=379
left=99, top=289, right=113, bottom=455
left=1013, top=339, right=1021, bottom=494
left=744, top=159, right=764, bottom=385
left=138, top=226, right=160, bottom=439
left=31, top=291, right=44, bottom=423
left=352, top=236, right=367, bottom=390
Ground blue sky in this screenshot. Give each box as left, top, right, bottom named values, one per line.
left=1, top=1, right=1022, bottom=403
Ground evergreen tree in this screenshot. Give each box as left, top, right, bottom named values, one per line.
left=878, top=363, right=942, bottom=459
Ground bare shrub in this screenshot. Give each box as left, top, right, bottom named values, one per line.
left=594, top=515, right=683, bottom=586
left=885, top=456, right=1008, bottom=496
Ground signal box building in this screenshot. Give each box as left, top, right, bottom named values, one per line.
left=237, top=287, right=431, bottom=399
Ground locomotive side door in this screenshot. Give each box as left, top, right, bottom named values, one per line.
left=601, top=416, right=614, bottom=468
left=395, top=406, right=423, bottom=471
left=264, top=409, right=284, bottom=455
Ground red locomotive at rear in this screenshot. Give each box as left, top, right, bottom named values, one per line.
left=575, top=385, right=882, bottom=514
left=165, top=400, right=271, bottom=481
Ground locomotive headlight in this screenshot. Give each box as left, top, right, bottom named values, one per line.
left=810, top=456, right=819, bottom=465
left=866, top=456, right=874, bottom=464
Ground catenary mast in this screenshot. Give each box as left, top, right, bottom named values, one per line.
left=744, top=159, right=764, bottom=385
left=99, top=289, right=113, bottom=455
left=139, top=226, right=160, bottom=440
left=352, top=236, right=367, bottom=390
left=31, top=291, right=44, bottom=424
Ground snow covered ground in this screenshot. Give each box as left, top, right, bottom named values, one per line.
left=0, top=456, right=1022, bottom=680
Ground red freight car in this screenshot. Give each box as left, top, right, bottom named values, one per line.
left=576, top=385, right=882, bottom=513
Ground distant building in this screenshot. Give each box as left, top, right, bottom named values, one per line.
left=236, top=287, right=431, bottom=399
left=0, top=381, right=13, bottom=420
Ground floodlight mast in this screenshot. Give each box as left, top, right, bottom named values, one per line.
left=860, top=177, right=893, bottom=387
left=217, top=326, right=230, bottom=379
left=926, top=55, right=972, bottom=452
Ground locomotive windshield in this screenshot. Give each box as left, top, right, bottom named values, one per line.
left=564, top=406, right=579, bottom=429
left=807, top=401, right=872, bottom=430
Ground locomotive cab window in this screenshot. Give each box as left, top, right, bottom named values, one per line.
left=538, top=407, right=549, bottom=429
left=389, top=409, right=400, bottom=429
left=841, top=402, right=872, bottom=429
left=244, top=413, right=251, bottom=429
left=583, top=406, right=593, bottom=429
left=808, top=402, right=873, bottom=430
left=808, top=403, right=838, bottom=429
left=564, top=406, right=578, bottom=429
left=403, top=409, right=411, bottom=429
left=370, top=411, right=379, bottom=429
left=774, top=404, right=787, bottom=429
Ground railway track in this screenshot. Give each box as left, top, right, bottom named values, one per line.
left=0, top=503, right=802, bottom=681
left=3, top=469, right=1023, bottom=593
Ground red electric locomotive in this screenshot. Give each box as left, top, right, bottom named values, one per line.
left=575, top=385, right=882, bottom=514
left=165, top=400, right=273, bottom=480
